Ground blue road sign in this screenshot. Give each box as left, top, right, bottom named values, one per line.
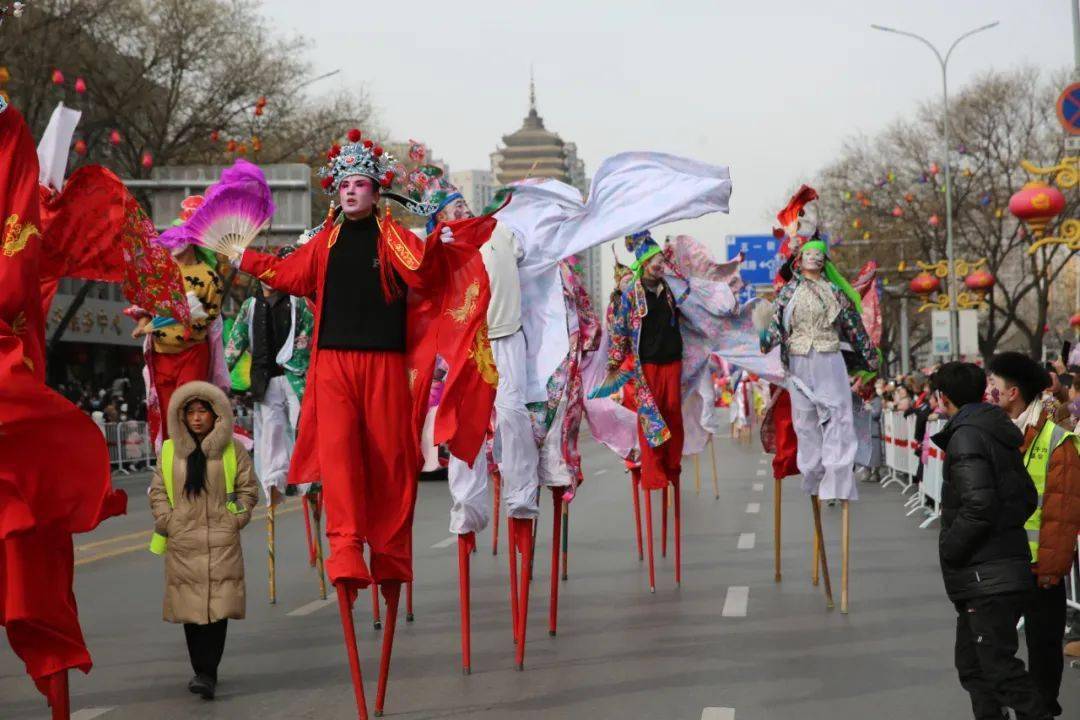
left=726, top=234, right=785, bottom=286
left=1058, top=82, right=1080, bottom=135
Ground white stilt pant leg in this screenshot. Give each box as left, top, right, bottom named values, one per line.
left=788, top=351, right=858, bottom=502
left=492, top=330, right=540, bottom=520
left=253, top=375, right=296, bottom=505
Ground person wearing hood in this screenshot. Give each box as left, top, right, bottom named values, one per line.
left=929, top=362, right=1049, bottom=720
left=148, top=381, right=258, bottom=700
left=986, top=352, right=1080, bottom=717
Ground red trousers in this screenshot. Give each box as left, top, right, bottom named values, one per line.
left=314, top=349, right=417, bottom=586
left=149, top=342, right=210, bottom=442
left=639, top=361, right=684, bottom=490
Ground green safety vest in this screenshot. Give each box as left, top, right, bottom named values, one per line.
left=149, top=439, right=242, bottom=555
left=1021, top=419, right=1078, bottom=563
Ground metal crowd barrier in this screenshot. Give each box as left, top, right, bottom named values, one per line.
left=881, top=411, right=917, bottom=492
left=101, top=420, right=156, bottom=474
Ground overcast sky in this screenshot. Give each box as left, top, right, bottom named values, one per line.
left=263, top=0, right=1074, bottom=287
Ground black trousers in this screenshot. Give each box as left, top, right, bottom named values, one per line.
left=184, top=619, right=228, bottom=681
left=1022, top=582, right=1067, bottom=717
left=953, top=592, right=1047, bottom=720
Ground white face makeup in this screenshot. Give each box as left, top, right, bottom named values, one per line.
left=801, top=248, right=825, bottom=272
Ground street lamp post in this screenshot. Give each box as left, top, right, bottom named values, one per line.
left=871, top=21, right=999, bottom=361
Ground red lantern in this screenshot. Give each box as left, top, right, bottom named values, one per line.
left=909, top=272, right=941, bottom=295
left=1070, top=312, right=1080, bottom=328
left=210, top=130, right=220, bottom=143
left=74, top=77, right=86, bottom=94
left=929, top=162, right=940, bottom=175
left=929, top=214, right=940, bottom=227
left=254, top=106, right=264, bottom=117
left=51, top=69, right=64, bottom=86
left=892, top=206, right=903, bottom=218
left=108, top=129, right=121, bottom=146
left=904, top=192, right=914, bottom=203
left=141, top=151, right=153, bottom=169
left=1008, top=181, right=1066, bottom=238
left=73, top=139, right=87, bottom=155
left=964, top=269, right=995, bottom=292
left=226, top=139, right=237, bottom=153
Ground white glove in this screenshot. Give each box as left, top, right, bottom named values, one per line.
left=440, top=226, right=455, bottom=244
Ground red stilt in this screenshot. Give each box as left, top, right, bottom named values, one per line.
left=673, top=479, right=682, bottom=585
left=492, top=469, right=502, bottom=555
left=509, top=517, right=534, bottom=670
left=630, top=469, right=643, bottom=561
left=302, top=495, right=317, bottom=567
left=643, top=487, right=656, bottom=593
left=661, top=483, right=669, bottom=559
left=508, top=518, right=520, bottom=645
left=560, top=500, right=569, bottom=581
left=374, top=582, right=401, bottom=717
left=370, top=582, right=382, bottom=630
left=406, top=580, right=414, bottom=623
left=457, top=533, right=473, bottom=674
left=336, top=584, right=370, bottom=720
left=48, top=670, right=70, bottom=720
left=549, top=488, right=564, bottom=637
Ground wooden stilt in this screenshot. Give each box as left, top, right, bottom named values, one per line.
left=457, top=535, right=472, bottom=674
left=302, top=495, right=316, bottom=567
left=673, top=478, right=682, bottom=586
left=374, top=582, right=401, bottom=717
left=549, top=488, right=563, bottom=637
left=643, top=487, right=656, bottom=593
left=406, top=580, right=414, bottom=623
left=841, top=500, right=851, bottom=615
left=774, top=476, right=782, bottom=583
left=661, top=483, right=668, bottom=559
left=370, top=582, right=382, bottom=630
left=560, top=500, right=569, bottom=581
left=492, top=469, right=502, bottom=556
left=313, top=493, right=327, bottom=601
left=709, top=436, right=720, bottom=500
left=631, top=469, right=643, bottom=561
left=336, top=585, right=370, bottom=720
left=811, top=516, right=820, bottom=587
left=694, top=453, right=701, bottom=495
left=268, top=503, right=277, bottom=604
left=810, top=496, right=834, bottom=610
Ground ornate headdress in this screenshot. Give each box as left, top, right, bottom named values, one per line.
left=773, top=184, right=819, bottom=240
left=318, top=128, right=437, bottom=216
left=405, top=164, right=465, bottom=233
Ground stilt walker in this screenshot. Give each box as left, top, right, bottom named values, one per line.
left=232, top=129, right=497, bottom=717
left=757, top=185, right=878, bottom=614
left=225, top=246, right=314, bottom=603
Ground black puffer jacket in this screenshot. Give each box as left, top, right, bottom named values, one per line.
left=932, top=403, right=1037, bottom=601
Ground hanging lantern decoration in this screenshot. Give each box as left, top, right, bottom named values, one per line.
left=1008, top=181, right=1066, bottom=238
left=226, top=139, right=237, bottom=153
left=979, top=193, right=991, bottom=207
left=1070, top=312, right=1080, bottom=329
left=210, top=130, right=220, bottom=143
left=251, top=136, right=262, bottom=153
left=74, top=77, right=86, bottom=95
left=964, top=269, right=995, bottom=296
left=140, top=151, right=153, bottom=169
left=918, top=173, right=929, bottom=184
left=929, top=162, right=940, bottom=175
left=928, top=214, right=941, bottom=227
left=995, top=208, right=1004, bottom=219
left=108, top=129, right=122, bottom=146
left=904, top=192, right=914, bottom=203
left=843, top=191, right=852, bottom=201
left=0, top=67, right=9, bottom=85
left=852, top=218, right=862, bottom=230
left=51, top=69, right=64, bottom=86
left=237, top=143, right=248, bottom=155
left=73, top=139, right=87, bottom=156
left=887, top=171, right=896, bottom=183
left=891, top=206, right=903, bottom=218
left=909, top=272, right=941, bottom=295
left=862, top=231, right=871, bottom=240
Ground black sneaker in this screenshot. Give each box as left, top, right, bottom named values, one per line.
left=188, top=674, right=215, bottom=700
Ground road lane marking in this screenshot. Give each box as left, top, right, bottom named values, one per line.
left=595, top=468, right=609, bottom=476
left=721, top=586, right=749, bottom=617
left=431, top=536, right=457, bottom=549
left=752, top=482, right=763, bottom=492
left=287, top=598, right=335, bottom=617
left=702, top=709, right=735, bottom=720
left=72, top=708, right=116, bottom=720
left=745, top=502, right=760, bottom=514
left=737, top=532, right=755, bottom=549
left=755, top=469, right=766, bottom=477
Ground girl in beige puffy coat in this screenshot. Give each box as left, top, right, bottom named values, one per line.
left=149, top=381, right=258, bottom=700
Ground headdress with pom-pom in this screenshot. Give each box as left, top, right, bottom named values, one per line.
left=318, top=128, right=438, bottom=216
left=405, top=164, right=465, bottom=233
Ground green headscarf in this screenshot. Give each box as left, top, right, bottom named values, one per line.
left=799, top=239, right=862, bottom=314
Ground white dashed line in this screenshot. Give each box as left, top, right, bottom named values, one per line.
left=755, top=469, right=766, bottom=477
left=721, top=586, right=749, bottom=617
left=72, top=709, right=116, bottom=720
left=745, top=502, right=760, bottom=514
left=752, top=482, right=763, bottom=492
left=737, top=532, right=756, bottom=549
left=287, top=598, right=335, bottom=617
left=702, top=709, right=736, bottom=720
left=595, top=468, right=609, bottom=476
left=431, top=536, right=457, bottom=549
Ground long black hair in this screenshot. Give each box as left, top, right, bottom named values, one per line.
left=183, top=398, right=217, bottom=499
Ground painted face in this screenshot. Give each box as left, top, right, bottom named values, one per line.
left=436, top=197, right=473, bottom=224
left=986, top=374, right=1009, bottom=408
left=801, top=247, right=825, bottom=272
left=338, top=175, right=379, bottom=217
left=642, top=252, right=666, bottom=283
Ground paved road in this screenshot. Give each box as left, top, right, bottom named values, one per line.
left=3, top=436, right=1077, bottom=719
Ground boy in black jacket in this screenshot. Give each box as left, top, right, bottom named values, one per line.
left=930, top=362, right=1048, bottom=720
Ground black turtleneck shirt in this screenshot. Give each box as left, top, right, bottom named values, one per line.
left=639, top=282, right=682, bottom=363
left=317, top=215, right=407, bottom=351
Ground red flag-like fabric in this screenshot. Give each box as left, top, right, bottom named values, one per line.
left=852, top=260, right=882, bottom=348
left=38, top=165, right=189, bottom=324
left=0, top=103, right=126, bottom=700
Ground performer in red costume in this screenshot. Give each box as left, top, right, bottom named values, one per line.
left=235, top=129, right=496, bottom=719
left=0, top=97, right=127, bottom=719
